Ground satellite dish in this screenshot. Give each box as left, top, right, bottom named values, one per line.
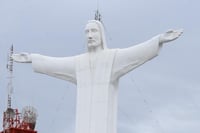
left=21, top=106, right=38, bottom=124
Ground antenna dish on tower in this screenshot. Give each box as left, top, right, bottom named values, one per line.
left=22, top=106, right=38, bottom=124
left=21, top=106, right=38, bottom=130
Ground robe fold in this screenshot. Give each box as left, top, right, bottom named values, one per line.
left=75, top=49, right=117, bottom=133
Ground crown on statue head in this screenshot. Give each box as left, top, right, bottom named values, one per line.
left=94, top=10, right=102, bottom=22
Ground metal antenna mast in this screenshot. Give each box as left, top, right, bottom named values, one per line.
left=6, top=45, right=14, bottom=109
left=94, top=10, right=102, bottom=22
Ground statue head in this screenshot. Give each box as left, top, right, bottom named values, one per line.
left=85, top=20, right=107, bottom=51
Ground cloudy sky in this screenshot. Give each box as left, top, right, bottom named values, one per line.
left=0, top=0, right=200, bottom=133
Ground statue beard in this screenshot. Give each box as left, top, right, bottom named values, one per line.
left=87, top=41, right=103, bottom=51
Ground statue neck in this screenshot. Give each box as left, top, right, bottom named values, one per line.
left=88, top=45, right=103, bottom=53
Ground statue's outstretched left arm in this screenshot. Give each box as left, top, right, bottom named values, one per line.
left=112, top=29, right=183, bottom=79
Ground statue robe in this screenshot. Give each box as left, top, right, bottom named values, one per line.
left=31, top=36, right=161, bottom=133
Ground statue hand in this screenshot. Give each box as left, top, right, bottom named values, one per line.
left=12, top=52, right=32, bottom=63
left=159, top=29, right=183, bottom=43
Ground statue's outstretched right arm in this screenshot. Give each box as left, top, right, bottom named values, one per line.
left=12, top=53, right=77, bottom=84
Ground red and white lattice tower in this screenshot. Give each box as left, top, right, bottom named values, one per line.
left=1, top=45, right=38, bottom=133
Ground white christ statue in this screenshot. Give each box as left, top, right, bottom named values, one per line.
left=12, top=20, right=183, bottom=133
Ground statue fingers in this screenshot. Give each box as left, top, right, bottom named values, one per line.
left=178, top=29, right=184, bottom=36
left=11, top=53, right=31, bottom=63
left=174, top=29, right=183, bottom=38
left=166, top=29, right=174, bottom=33
left=177, top=28, right=184, bottom=33
left=174, top=29, right=183, bottom=35
left=11, top=54, right=22, bottom=62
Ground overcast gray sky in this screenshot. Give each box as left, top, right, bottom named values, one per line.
left=0, top=0, right=200, bottom=133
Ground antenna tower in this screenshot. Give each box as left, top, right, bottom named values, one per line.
left=7, top=45, right=14, bottom=109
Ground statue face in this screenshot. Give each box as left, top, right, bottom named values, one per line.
left=85, top=22, right=102, bottom=49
